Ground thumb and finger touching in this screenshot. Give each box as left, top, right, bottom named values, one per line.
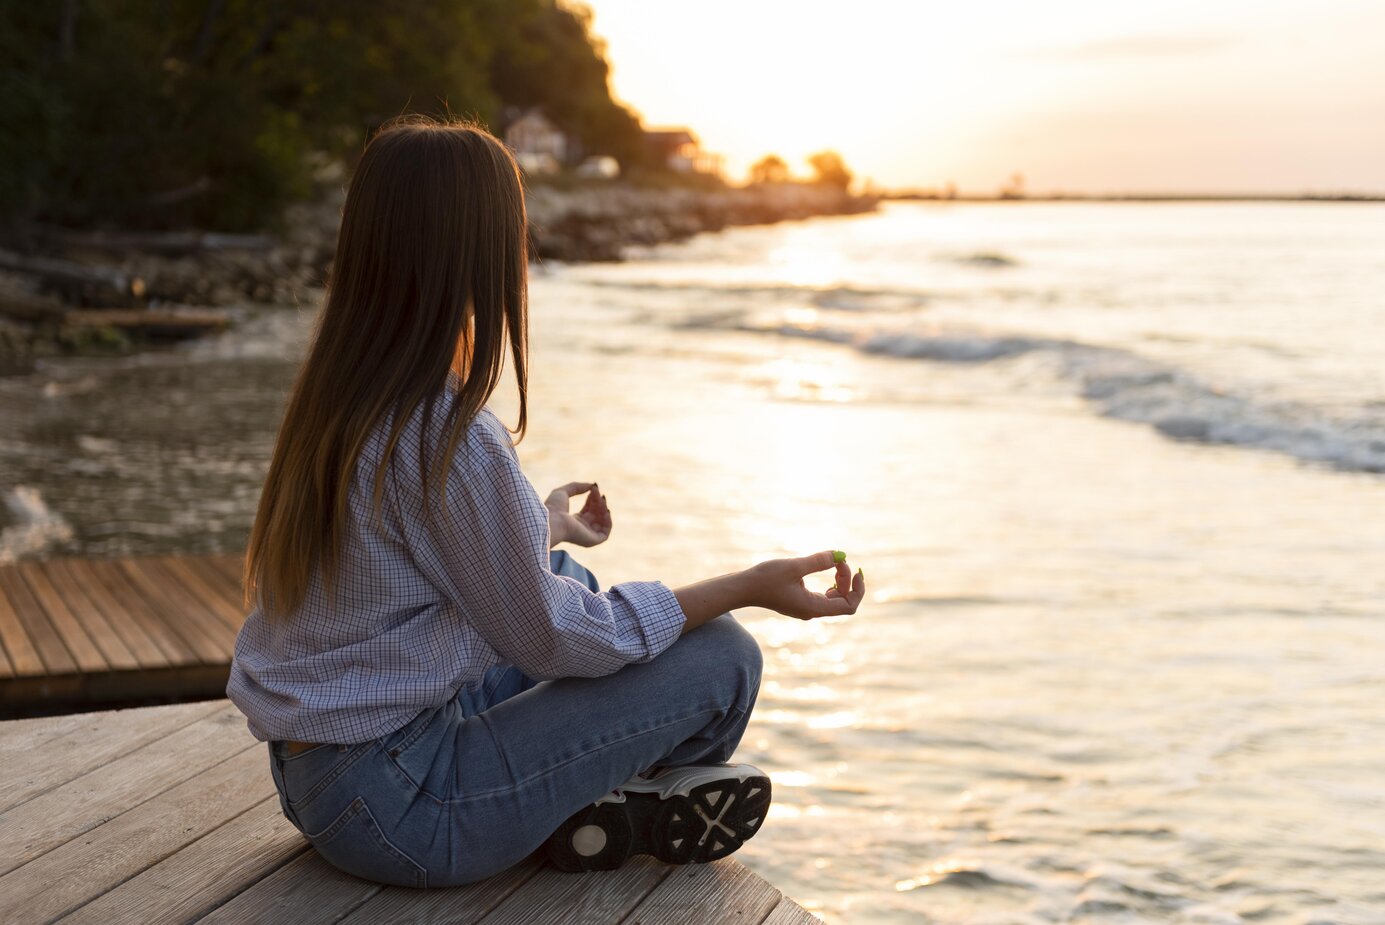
left=785, top=549, right=865, bottom=617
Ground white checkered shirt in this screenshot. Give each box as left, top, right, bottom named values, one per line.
left=226, top=394, right=687, bottom=744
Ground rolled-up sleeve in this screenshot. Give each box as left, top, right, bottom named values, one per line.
left=419, top=410, right=686, bottom=680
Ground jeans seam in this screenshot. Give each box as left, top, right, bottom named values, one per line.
left=449, top=705, right=728, bottom=804
left=290, top=740, right=378, bottom=809
left=386, top=707, right=436, bottom=757
left=309, top=795, right=428, bottom=888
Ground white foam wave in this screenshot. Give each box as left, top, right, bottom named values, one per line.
left=585, top=278, right=930, bottom=313
left=746, top=322, right=1385, bottom=474
left=860, top=331, right=1053, bottom=362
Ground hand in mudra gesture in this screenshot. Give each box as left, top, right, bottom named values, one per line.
left=545, top=482, right=611, bottom=548
left=749, top=550, right=865, bottom=619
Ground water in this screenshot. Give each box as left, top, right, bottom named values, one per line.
left=2, top=202, right=1384, bottom=922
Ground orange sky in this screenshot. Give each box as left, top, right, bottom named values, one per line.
left=581, top=0, right=1385, bottom=194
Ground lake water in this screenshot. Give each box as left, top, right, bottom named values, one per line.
left=2, top=202, right=1384, bottom=923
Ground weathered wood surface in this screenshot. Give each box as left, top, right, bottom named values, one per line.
left=0, top=554, right=246, bottom=714
left=0, top=699, right=821, bottom=924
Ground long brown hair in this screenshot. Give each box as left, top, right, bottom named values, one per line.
left=244, top=115, right=529, bottom=619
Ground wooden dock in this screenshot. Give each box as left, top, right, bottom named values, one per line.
left=0, top=554, right=244, bottom=715
left=0, top=699, right=820, bottom=924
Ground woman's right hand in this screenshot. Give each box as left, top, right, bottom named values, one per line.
left=673, top=550, right=865, bottom=635
left=746, top=550, right=865, bottom=620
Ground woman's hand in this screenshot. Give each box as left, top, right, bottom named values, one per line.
left=673, top=550, right=865, bottom=635
left=544, top=482, right=612, bottom=548
left=745, top=550, right=865, bottom=620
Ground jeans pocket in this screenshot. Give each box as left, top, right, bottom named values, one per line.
left=382, top=707, right=445, bottom=797
left=281, top=742, right=374, bottom=812
left=306, top=795, right=428, bottom=889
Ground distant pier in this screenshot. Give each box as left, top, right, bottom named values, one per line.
left=0, top=553, right=243, bottom=716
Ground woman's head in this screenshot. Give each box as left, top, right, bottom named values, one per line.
left=245, top=115, right=529, bottom=619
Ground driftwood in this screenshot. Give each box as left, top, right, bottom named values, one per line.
left=62, top=308, right=228, bottom=340
left=16, top=225, right=276, bottom=257
left=0, top=249, right=145, bottom=306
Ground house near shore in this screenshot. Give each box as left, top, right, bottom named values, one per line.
left=503, top=108, right=569, bottom=176
left=644, top=127, right=723, bottom=177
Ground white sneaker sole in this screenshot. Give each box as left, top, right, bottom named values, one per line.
left=544, top=763, right=772, bottom=872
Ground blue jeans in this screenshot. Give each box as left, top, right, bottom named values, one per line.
left=266, top=550, right=763, bottom=888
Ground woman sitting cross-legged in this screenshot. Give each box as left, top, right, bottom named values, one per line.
left=226, top=115, right=865, bottom=889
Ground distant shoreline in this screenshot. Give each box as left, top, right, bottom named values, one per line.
left=882, top=193, right=1385, bottom=203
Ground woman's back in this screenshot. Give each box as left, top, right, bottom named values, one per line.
left=228, top=389, right=688, bottom=745
left=228, top=390, right=509, bottom=743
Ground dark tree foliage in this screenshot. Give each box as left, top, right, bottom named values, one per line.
left=482, top=1, right=648, bottom=170
left=0, top=0, right=645, bottom=231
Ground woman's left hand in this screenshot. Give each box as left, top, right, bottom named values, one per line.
left=544, top=482, right=612, bottom=548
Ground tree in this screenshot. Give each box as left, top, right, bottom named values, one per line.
left=481, top=0, right=648, bottom=169
left=806, top=150, right=852, bottom=191
left=0, top=0, right=651, bottom=231
left=748, top=154, right=789, bottom=185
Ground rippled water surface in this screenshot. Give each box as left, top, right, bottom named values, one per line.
left=2, top=203, right=1384, bottom=923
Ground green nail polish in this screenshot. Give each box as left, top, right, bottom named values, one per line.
left=858, top=568, right=864, bottom=580
left=832, top=550, right=846, bottom=563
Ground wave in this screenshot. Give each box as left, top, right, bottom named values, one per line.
left=945, top=250, right=1020, bottom=268
left=735, top=322, right=1385, bottom=474
left=580, top=278, right=931, bottom=312
left=860, top=331, right=1054, bottom=362
left=0, top=486, right=73, bottom=564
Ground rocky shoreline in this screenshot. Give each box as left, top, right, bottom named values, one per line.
left=525, top=181, right=877, bottom=262
left=0, top=181, right=877, bottom=374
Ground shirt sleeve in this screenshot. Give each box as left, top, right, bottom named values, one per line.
left=417, top=408, right=687, bottom=680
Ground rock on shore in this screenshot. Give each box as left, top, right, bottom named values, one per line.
left=0, top=180, right=877, bottom=371
left=525, top=181, right=878, bottom=262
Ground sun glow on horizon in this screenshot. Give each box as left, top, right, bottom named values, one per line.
left=581, top=0, right=1385, bottom=194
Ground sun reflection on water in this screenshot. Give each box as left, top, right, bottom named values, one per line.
left=893, top=858, right=984, bottom=893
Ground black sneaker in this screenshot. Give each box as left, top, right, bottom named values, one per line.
left=544, top=763, right=772, bottom=872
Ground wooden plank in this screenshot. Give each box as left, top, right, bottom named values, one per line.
left=0, top=744, right=270, bottom=923
left=194, top=849, right=383, bottom=924
left=0, top=697, right=812, bottom=925
left=0, top=571, right=42, bottom=677
left=45, top=558, right=165, bottom=669
left=761, top=895, right=824, bottom=924
left=0, top=618, right=12, bottom=678
left=83, top=558, right=195, bottom=665
left=479, top=857, right=671, bottom=925
left=191, top=556, right=250, bottom=615
left=37, top=559, right=140, bottom=670
left=0, top=699, right=226, bottom=813
left=617, top=858, right=783, bottom=925
left=0, top=704, right=252, bottom=874
left=0, top=567, right=77, bottom=675
left=0, top=703, right=128, bottom=754
left=16, top=562, right=108, bottom=673
left=155, top=556, right=246, bottom=632
left=204, top=553, right=245, bottom=589
left=55, top=797, right=309, bottom=925
left=336, top=856, right=544, bottom=925
left=118, top=558, right=233, bottom=662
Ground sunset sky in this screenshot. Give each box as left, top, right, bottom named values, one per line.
left=582, top=0, right=1385, bottom=194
